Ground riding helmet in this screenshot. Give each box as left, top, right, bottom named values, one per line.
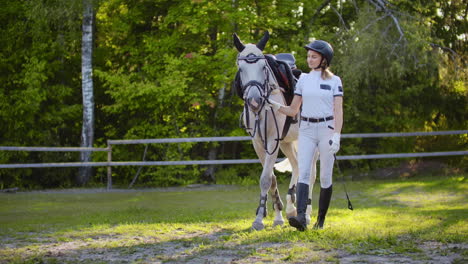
left=304, top=40, right=333, bottom=66
left=275, top=53, right=296, bottom=69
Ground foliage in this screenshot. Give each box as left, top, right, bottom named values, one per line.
left=0, top=0, right=82, bottom=188
left=0, top=0, right=466, bottom=188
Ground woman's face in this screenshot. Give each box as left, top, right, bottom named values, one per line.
left=307, top=50, right=322, bottom=70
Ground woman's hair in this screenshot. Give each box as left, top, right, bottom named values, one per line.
left=320, top=59, right=334, bottom=80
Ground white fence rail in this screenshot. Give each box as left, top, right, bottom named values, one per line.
left=1, top=130, right=467, bottom=189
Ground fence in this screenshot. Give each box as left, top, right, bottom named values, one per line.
left=1, top=130, right=467, bottom=189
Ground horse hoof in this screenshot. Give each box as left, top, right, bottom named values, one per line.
left=273, top=220, right=284, bottom=227
left=251, top=221, right=265, bottom=231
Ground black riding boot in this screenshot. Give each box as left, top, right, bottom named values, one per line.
left=313, top=185, right=333, bottom=229
left=288, top=182, right=309, bottom=231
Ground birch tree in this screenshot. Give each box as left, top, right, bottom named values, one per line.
left=78, top=0, right=94, bottom=185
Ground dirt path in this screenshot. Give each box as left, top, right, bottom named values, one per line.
left=2, top=229, right=466, bottom=263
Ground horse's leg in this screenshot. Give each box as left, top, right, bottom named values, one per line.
left=251, top=138, right=279, bottom=230
left=306, top=149, right=319, bottom=225
left=280, top=141, right=299, bottom=219
left=251, top=139, right=268, bottom=230
left=269, top=171, right=285, bottom=227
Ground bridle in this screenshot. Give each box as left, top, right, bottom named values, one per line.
left=237, top=53, right=281, bottom=155
left=237, top=53, right=269, bottom=97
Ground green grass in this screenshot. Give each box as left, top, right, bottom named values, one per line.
left=0, top=174, right=467, bottom=263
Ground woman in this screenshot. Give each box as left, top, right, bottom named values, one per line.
left=268, top=40, right=343, bottom=231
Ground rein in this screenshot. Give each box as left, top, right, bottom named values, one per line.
left=238, top=53, right=281, bottom=155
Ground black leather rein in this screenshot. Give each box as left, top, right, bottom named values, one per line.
left=237, top=53, right=281, bottom=155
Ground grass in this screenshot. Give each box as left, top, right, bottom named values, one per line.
left=0, top=174, right=467, bottom=263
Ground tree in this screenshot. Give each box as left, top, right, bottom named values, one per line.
left=1, top=0, right=465, bottom=189
left=0, top=0, right=82, bottom=189
left=78, top=0, right=95, bottom=185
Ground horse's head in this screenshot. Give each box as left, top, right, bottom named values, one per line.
left=234, top=31, right=270, bottom=113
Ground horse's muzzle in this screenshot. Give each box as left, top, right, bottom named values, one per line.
left=248, top=97, right=263, bottom=112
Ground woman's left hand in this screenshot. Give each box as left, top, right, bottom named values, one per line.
left=329, top=133, right=341, bottom=154
left=266, top=99, right=284, bottom=111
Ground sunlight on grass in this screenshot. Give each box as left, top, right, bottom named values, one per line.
left=0, top=175, right=466, bottom=263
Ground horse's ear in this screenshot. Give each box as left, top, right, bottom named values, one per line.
left=256, top=30, right=269, bottom=51
left=233, top=33, right=245, bottom=52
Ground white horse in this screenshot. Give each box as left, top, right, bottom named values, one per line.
left=233, top=31, right=318, bottom=230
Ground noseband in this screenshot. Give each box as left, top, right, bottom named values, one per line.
left=237, top=53, right=281, bottom=155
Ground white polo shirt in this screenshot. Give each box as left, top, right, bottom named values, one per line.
left=295, top=71, right=343, bottom=118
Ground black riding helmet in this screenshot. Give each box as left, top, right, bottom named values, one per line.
left=304, top=40, right=333, bottom=66
left=275, top=53, right=296, bottom=69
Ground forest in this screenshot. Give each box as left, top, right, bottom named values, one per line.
left=0, top=0, right=466, bottom=189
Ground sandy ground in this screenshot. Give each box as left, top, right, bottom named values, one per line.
left=1, top=230, right=466, bottom=263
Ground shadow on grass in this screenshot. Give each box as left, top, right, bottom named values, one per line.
left=1, top=175, right=466, bottom=263
left=2, top=224, right=272, bottom=263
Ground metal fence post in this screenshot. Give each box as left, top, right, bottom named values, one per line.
left=107, top=142, right=112, bottom=190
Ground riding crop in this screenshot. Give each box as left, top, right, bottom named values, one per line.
left=330, top=140, right=354, bottom=210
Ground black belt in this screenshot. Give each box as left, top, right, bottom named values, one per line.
left=301, top=116, right=334, bottom=123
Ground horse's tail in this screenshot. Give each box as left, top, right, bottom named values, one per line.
left=274, top=158, right=292, bottom=173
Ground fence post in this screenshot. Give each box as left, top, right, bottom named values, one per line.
left=107, top=142, right=112, bottom=190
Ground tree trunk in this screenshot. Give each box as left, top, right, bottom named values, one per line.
left=78, top=0, right=94, bottom=186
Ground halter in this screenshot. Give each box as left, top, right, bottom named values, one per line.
left=237, top=53, right=281, bottom=155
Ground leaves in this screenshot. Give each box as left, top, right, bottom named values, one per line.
left=1, top=0, right=466, bottom=188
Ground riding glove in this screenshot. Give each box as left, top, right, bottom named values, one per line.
left=267, top=99, right=283, bottom=111
left=329, top=132, right=341, bottom=154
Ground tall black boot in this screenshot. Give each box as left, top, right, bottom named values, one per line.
left=288, top=182, right=309, bottom=231
left=313, top=185, right=333, bottom=229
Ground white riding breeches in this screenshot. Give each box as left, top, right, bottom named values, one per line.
left=297, top=120, right=335, bottom=188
